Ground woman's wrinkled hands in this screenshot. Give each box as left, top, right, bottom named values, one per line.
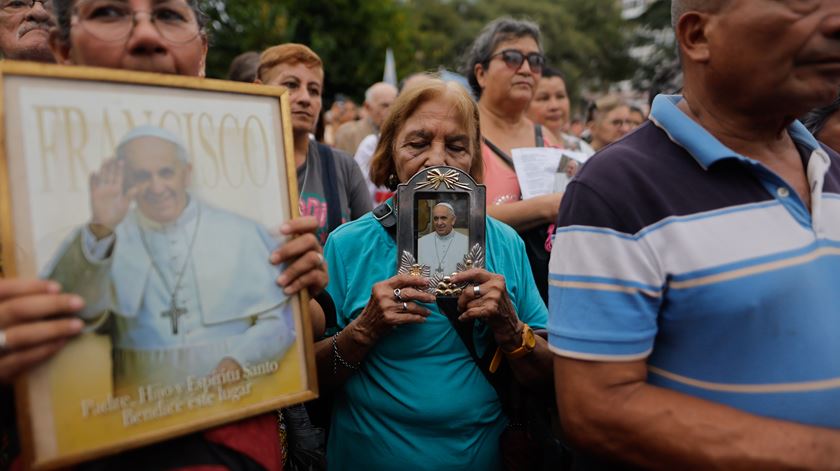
left=270, top=216, right=328, bottom=296
left=451, top=269, right=521, bottom=350
left=354, top=274, right=436, bottom=345
left=0, top=279, right=85, bottom=384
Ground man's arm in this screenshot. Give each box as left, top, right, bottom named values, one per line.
left=555, top=356, right=840, bottom=470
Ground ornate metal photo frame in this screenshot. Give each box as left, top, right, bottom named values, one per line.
left=395, top=166, right=486, bottom=297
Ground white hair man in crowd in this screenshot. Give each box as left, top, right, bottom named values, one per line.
left=335, top=81, right=397, bottom=156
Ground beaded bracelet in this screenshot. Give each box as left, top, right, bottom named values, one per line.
left=332, top=331, right=361, bottom=375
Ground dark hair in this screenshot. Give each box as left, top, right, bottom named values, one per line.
left=461, top=17, right=542, bottom=99
left=52, top=0, right=208, bottom=43
left=802, top=95, right=840, bottom=137
left=541, top=66, right=563, bottom=80
left=227, top=51, right=260, bottom=83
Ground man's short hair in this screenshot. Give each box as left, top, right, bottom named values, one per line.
left=434, top=202, right=455, bottom=217
left=116, top=125, right=190, bottom=165
left=257, top=43, right=323, bottom=83
left=227, top=51, right=260, bottom=83
left=365, top=82, right=396, bottom=104
left=461, top=17, right=542, bottom=99
left=670, top=0, right=727, bottom=30
left=52, top=0, right=208, bottom=43
left=586, top=94, right=628, bottom=123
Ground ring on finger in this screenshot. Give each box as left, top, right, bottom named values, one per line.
left=393, top=288, right=403, bottom=301
left=401, top=301, right=408, bottom=312
left=0, top=329, right=7, bottom=354
left=473, top=285, right=482, bottom=298
left=316, top=253, right=325, bottom=268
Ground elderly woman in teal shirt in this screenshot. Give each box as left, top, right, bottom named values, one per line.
left=317, top=77, right=552, bottom=470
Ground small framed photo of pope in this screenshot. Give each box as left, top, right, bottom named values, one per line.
left=416, top=197, right=469, bottom=277
left=396, top=166, right=486, bottom=299
left=0, top=62, right=317, bottom=469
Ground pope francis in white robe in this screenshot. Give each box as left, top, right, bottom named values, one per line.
left=417, top=202, right=468, bottom=276
left=44, top=126, right=294, bottom=391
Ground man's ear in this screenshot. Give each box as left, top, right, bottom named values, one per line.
left=676, top=11, right=712, bottom=64
left=48, top=27, right=72, bottom=65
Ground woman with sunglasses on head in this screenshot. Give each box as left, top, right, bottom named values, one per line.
left=463, top=17, right=559, bottom=304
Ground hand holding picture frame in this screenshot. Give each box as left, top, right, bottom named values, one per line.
left=0, top=62, right=317, bottom=469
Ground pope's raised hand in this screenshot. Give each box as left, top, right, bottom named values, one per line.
left=89, top=159, right=139, bottom=237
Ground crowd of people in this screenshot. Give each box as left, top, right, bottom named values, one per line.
left=2, top=0, right=840, bottom=470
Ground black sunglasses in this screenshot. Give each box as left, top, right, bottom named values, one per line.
left=486, top=49, right=545, bottom=73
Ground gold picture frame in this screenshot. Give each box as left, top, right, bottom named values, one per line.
left=0, top=61, right=317, bottom=469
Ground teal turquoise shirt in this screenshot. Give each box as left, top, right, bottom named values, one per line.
left=324, top=210, right=547, bottom=470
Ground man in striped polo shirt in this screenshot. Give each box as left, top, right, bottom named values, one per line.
left=549, top=0, right=840, bottom=468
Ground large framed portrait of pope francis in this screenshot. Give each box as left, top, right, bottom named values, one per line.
left=0, top=62, right=317, bottom=469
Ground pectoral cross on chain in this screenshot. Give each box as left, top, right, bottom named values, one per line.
left=162, top=301, right=188, bottom=335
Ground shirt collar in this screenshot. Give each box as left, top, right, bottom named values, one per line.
left=436, top=230, right=455, bottom=240
left=649, top=94, right=823, bottom=170
left=136, top=195, right=197, bottom=231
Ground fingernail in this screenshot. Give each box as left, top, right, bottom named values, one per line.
left=277, top=275, right=288, bottom=286
left=283, top=286, right=294, bottom=295
left=46, top=281, right=61, bottom=293
left=69, top=318, right=84, bottom=331
left=269, top=254, right=280, bottom=264
left=68, top=295, right=84, bottom=310
left=280, top=223, right=291, bottom=234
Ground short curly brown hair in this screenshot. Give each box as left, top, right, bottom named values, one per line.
left=257, top=43, right=323, bottom=84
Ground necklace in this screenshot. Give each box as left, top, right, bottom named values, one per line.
left=138, top=204, right=202, bottom=335
left=434, top=233, right=455, bottom=274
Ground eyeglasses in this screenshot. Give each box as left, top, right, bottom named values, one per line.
left=0, top=0, right=51, bottom=13
left=487, top=49, right=545, bottom=74
left=608, top=119, right=637, bottom=129
left=72, top=0, right=200, bottom=44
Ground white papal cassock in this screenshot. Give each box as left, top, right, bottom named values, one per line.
left=45, top=197, right=295, bottom=390
left=417, top=230, right=469, bottom=277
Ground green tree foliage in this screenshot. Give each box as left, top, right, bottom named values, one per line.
left=628, top=0, right=682, bottom=95
left=201, top=0, right=637, bottom=105
left=202, top=0, right=414, bottom=103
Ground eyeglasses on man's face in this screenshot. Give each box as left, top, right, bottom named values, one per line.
left=608, top=119, right=636, bottom=129
left=487, top=49, right=545, bottom=74
left=72, top=0, right=199, bottom=44
left=0, top=0, right=52, bottom=13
